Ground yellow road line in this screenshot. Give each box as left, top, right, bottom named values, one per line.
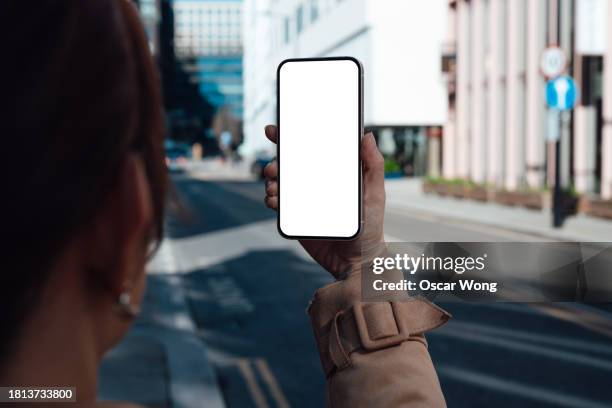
left=236, top=358, right=270, bottom=408
left=254, top=358, right=291, bottom=408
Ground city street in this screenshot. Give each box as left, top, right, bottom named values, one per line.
left=128, top=172, right=612, bottom=408
left=8, top=0, right=612, bottom=407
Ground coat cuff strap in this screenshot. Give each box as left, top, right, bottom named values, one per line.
left=315, top=299, right=451, bottom=377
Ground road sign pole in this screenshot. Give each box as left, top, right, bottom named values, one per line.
left=546, top=108, right=563, bottom=228
left=553, top=134, right=563, bottom=228
left=541, top=10, right=580, bottom=228
left=544, top=76, right=578, bottom=228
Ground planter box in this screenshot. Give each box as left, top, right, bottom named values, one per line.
left=422, top=181, right=467, bottom=198
left=582, top=198, right=612, bottom=220
left=423, top=181, right=489, bottom=200
left=466, top=186, right=493, bottom=202
left=495, top=190, right=551, bottom=210
left=447, top=184, right=468, bottom=199
left=422, top=181, right=436, bottom=194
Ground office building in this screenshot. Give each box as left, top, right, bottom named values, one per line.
left=443, top=0, right=612, bottom=201
left=242, top=0, right=448, bottom=176
left=173, top=0, right=242, bottom=57
left=172, top=0, right=244, bottom=120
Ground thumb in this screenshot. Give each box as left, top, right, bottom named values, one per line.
left=362, top=132, right=385, bottom=188
left=265, top=125, right=278, bottom=144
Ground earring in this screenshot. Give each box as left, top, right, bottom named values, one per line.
left=115, top=291, right=140, bottom=320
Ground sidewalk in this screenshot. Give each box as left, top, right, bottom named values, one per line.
left=98, top=242, right=226, bottom=408
left=185, top=158, right=254, bottom=181
left=386, top=178, right=612, bottom=242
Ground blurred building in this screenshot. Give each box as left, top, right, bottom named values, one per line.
left=174, top=0, right=242, bottom=56
left=173, top=0, right=244, bottom=120
left=242, top=0, right=448, bottom=176
left=443, top=0, right=612, bottom=200
left=153, top=0, right=243, bottom=150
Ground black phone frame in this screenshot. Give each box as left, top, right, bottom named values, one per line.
left=276, top=56, right=364, bottom=240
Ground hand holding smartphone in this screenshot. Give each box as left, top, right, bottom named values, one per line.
left=265, top=57, right=386, bottom=279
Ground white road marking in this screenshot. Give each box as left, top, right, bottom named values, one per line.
left=448, top=320, right=612, bottom=356
left=439, top=365, right=610, bottom=408
left=434, top=325, right=612, bottom=371
left=169, top=219, right=312, bottom=273
left=208, top=275, right=255, bottom=314
left=147, top=238, right=179, bottom=274
left=528, top=303, right=612, bottom=339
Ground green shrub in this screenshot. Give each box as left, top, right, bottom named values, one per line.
left=384, top=158, right=401, bottom=173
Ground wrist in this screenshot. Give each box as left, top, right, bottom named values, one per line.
left=341, top=241, right=389, bottom=280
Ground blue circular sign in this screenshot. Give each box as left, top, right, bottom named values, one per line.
left=546, top=76, right=578, bottom=111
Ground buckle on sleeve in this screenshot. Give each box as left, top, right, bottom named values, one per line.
left=352, top=302, right=412, bottom=351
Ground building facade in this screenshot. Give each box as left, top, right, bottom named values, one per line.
left=242, top=0, right=448, bottom=175
left=173, top=0, right=244, bottom=120
left=173, top=0, right=242, bottom=57
left=443, top=0, right=612, bottom=200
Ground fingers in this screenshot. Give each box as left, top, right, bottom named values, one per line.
left=263, top=159, right=277, bottom=179
left=265, top=180, right=278, bottom=196
left=362, top=132, right=384, bottom=180
left=264, top=178, right=278, bottom=210
left=264, top=159, right=278, bottom=210
left=264, top=195, right=278, bottom=210
left=265, top=125, right=278, bottom=144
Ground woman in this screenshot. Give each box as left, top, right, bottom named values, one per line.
left=0, top=0, right=449, bottom=406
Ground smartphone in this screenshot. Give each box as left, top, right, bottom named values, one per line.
left=277, top=57, right=363, bottom=240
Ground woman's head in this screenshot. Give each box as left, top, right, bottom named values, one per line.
left=1, top=0, right=166, bottom=362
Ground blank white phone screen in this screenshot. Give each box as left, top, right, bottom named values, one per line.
left=278, top=58, right=360, bottom=238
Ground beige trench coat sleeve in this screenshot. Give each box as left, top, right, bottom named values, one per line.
left=308, top=272, right=451, bottom=407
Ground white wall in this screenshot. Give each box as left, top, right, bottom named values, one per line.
left=242, top=0, right=448, bottom=157
left=367, top=0, right=448, bottom=126
left=242, top=0, right=277, bottom=156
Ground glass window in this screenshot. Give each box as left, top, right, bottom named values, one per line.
left=296, top=5, right=304, bottom=34
left=284, top=16, right=290, bottom=44
left=310, top=0, right=319, bottom=23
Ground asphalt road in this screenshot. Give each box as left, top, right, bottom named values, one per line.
left=166, top=175, right=612, bottom=408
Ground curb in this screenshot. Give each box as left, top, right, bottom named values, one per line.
left=386, top=203, right=578, bottom=242
left=384, top=178, right=612, bottom=242
left=100, top=239, right=227, bottom=408
left=158, top=274, right=226, bottom=408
